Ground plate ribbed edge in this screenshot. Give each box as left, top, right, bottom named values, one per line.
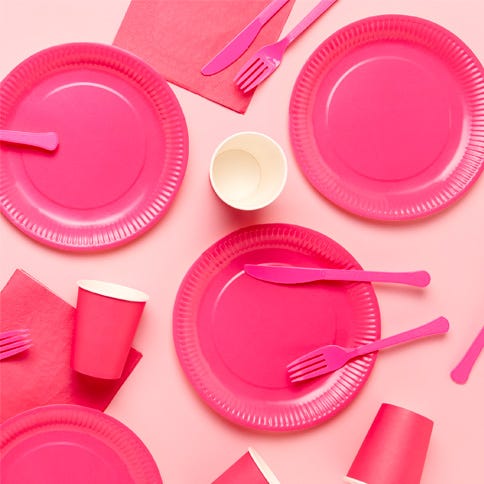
left=289, top=15, right=484, bottom=221
left=0, top=43, right=188, bottom=250
left=173, top=223, right=380, bottom=431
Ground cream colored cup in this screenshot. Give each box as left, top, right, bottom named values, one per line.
left=209, top=132, right=287, bottom=210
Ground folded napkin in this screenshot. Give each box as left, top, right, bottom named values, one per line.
left=114, top=0, right=295, bottom=113
left=0, top=270, right=142, bottom=423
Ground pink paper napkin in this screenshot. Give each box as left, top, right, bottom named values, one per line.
left=114, top=0, right=295, bottom=113
left=0, top=270, right=142, bottom=423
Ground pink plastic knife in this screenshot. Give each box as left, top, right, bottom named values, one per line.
left=451, top=325, right=484, bottom=384
left=201, top=0, right=291, bottom=75
left=244, top=264, right=431, bottom=287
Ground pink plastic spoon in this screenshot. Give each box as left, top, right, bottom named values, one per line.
left=0, top=129, right=58, bottom=151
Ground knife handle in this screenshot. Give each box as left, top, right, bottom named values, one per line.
left=259, top=0, right=291, bottom=24
left=321, top=269, right=431, bottom=287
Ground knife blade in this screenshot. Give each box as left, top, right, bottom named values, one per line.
left=244, top=264, right=431, bottom=287
left=201, top=0, right=291, bottom=76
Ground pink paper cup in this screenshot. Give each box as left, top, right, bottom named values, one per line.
left=72, top=280, right=149, bottom=379
left=211, top=447, right=280, bottom=484
left=344, top=403, right=433, bottom=484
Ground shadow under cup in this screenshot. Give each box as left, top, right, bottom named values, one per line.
left=72, top=280, right=149, bottom=380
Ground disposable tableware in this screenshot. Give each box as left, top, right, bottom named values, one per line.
left=235, top=0, right=338, bottom=92
left=0, top=43, right=188, bottom=251
left=209, top=132, right=287, bottom=210
left=202, top=0, right=291, bottom=75
left=289, top=15, right=484, bottom=221
left=451, top=325, right=484, bottom=384
left=0, top=405, right=163, bottom=483
left=0, top=130, right=58, bottom=151
left=0, top=329, right=32, bottom=361
left=173, top=223, right=381, bottom=431
left=345, top=403, right=433, bottom=484
left=244, top=264, right=430, bottom=287
left=288, top=317, right=449, bottom=382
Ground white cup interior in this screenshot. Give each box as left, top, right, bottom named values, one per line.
left=344, top=477, right=368, bottom=484
left=77, top=280, right=149, bottom=302
left=210, top=132, right=287, bottom=210
left=248, top=447, right=281, bottom=484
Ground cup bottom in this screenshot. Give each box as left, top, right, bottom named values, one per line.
left=212, top=149, right=261, bottom=203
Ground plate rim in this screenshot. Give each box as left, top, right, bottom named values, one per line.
left=0, top=42, right=189, bottom=251
left=172, top=223, right=381, bottom=431
left=0, top=404, right=162, bottom=483
left=289, top=14, right=484, bottom=221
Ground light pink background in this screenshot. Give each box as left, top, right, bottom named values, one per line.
left=1, top=1, right=483, bottom=483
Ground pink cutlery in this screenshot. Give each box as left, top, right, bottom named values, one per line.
left=0, top=328, right=32, bottom=360
left=451, top=325, right=484, bottom=384
left=0, top=129, right=58, bottom=151
left=235, top=0, right=339, bottom=92
left=287, top=316, right=449, bottom=383
left=244, top=264, right=431, bottom=287
left=202, top=0, right=291, bottom=75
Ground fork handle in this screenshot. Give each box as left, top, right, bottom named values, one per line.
left=350, top=317, right=450, bottom=358
left=285, top=0, right=338, bottom=44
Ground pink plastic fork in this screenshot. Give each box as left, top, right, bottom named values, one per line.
left=234, top=0, right=339, bottom=92
left=287, top=316, right=450, bottom=383
left=0, top=329, right=33, bottom=360
left=0, top=129, right=58, bottom=151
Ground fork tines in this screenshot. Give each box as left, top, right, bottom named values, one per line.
left=235, top=59, right=269, bottom=93
left=0, top=328, right=33, bottom=360
left=287, top=353, right=328, bottom=383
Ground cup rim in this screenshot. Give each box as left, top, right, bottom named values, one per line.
left=209, top=131, right=288, bottom=211
left=344, top=478, right=367, bottom=484
left=248, top=447, right=281, bottom=484
left=77, top=280, right=149, bottom=302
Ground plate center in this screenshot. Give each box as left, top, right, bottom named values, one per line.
left=210, top=272, right=338, bottom=390
left=1, top=430, right=132, bottom=484
left=323, top=53, right=452, bottom=181
left=22, top=80, right=147, bottom=209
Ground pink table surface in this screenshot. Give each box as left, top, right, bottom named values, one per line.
left=0, top=1, right=483, bottom=483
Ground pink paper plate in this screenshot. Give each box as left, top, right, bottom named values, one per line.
left=173, top=224, right=380, bottom=431
left=290, top=15, right=484, bottom=221
left=0, top=404, right=162, bottom=484
left=0, top=43, right=188, bottom=251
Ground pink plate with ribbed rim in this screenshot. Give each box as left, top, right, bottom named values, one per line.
left=290, top=15, right=484, bottom=221
left=0, top=43, right=188, bottom=251
left=173, top=224, right=380, bottom=431
left=0, top=404, right=162, bottom=484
